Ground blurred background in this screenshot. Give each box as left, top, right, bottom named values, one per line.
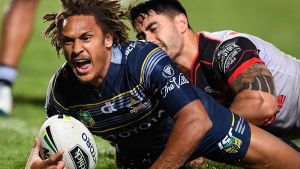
left=0, top=0, right=299, bottom=168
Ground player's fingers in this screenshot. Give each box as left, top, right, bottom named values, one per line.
left=32, top=137, right=40, bottom=150
left=29, top=137, right=42, bottom=161
left=42, top=150, right=64, bottom=166
left=34, top=137, right=42, bottom=148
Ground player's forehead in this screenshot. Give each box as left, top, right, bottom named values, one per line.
left=134, top=11, right=166, bottom=31
left=62, top=15, right=100, bottom=37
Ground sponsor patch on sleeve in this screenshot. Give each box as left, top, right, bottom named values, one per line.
left=215, top=41, right=242, bottom=73
left=214, top=37, right=260, bottom=75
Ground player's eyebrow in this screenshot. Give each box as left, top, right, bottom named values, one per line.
left=145, top=22, right=156, bottom=31
left=136, top=22, right=157, bottom=40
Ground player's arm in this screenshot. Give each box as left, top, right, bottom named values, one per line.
left=230, top=63, right=277, bottom=125
left=214, top=37, right=277, bottom=125
left=150, top=100, right=212, bottom=169
left=137, top=46, right=212, bottom=168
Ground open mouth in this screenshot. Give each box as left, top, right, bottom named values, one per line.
left=73, top=59, right=91, bottom=74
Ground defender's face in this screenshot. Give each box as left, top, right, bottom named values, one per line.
left=134, top=11, right=183, bottom=60
left=61, top=15, right=113, bottom=87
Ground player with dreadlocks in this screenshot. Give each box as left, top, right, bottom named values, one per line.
left=26, top=0, right=300, bottom=168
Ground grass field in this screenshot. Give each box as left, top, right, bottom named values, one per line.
left=0, top=0, right=299, bottom=168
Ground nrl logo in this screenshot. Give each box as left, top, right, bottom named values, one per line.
left=77, top=111, right=95, bottom=127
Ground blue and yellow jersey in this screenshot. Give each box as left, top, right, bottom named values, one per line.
left=45, top=41, right=251, bottom=165
left=45, top=40, right=198, bottom=144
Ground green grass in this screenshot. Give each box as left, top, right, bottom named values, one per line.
left=0, top=0, right=299, bottom=169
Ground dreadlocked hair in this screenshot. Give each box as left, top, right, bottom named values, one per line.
left=43, top=0, right=129, bottom=55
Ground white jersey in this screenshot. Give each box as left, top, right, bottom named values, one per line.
left=203, top=30, right=300, bottom=137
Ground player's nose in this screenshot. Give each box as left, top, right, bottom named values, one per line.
left=73, top=39, right=84, bottom=54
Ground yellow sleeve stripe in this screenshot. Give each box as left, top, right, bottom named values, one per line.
left=231, top=112, right=235, bottom=126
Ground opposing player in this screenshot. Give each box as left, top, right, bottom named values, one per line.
left=27, top=0, right=300, bottom=168
left=0, top=0, right=40, bottom=115
left=129, top=0, right=300, bottom=140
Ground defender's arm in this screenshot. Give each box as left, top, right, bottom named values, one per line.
left=213, top=36, right=277, bottom=125
left=229, top=63, right=277, bottom=125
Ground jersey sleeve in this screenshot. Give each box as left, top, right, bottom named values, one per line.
left=134, top=42, right=199, bottom=117
left=213, top=36, right=264, bottom=85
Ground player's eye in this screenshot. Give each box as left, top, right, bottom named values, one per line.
left=81, top=35, right=92, bottom=42
left=149, top=25, right=158, bottom=33
left=62, top=37, right=74, bottom=45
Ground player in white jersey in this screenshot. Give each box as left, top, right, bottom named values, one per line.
left=25, top=0, right=300, bottom=168
left=129, top=0, right=300, bottom=140
left=211, top=30, right=300, bottom=138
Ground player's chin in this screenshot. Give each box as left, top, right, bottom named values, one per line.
left=76, top=74, right=95, bottom=85
left=72, top=66, right=93, bottom=82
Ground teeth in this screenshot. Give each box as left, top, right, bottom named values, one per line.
left=75, top=59, right=87, bottom=63
left=73, top=59, right=90, bottom=65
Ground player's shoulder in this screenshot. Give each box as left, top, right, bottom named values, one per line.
left=200, top=30, right=228, bottom=41
left=120, top=40, right=160, bottom=61
left=52, top=63, right=76, bottom=83
left=45, top=63, right=74, bottom=112
left=47, top=63, right=79, bottom=96
left=119, top=40, right=169, bottom=84
left=46, top=62, right=92, bottom=110
left=120, top=40, right=165, bottom=73
left=200, top=30, right=256, bottom=42
left=217, top=31, right=258, bottom=51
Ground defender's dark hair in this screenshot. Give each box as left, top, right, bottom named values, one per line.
left=129, top=0, right=191, bottom=30
left=43, top=0, right=129, bottom=55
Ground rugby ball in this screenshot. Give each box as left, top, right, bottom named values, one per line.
left=38, top=114, right=98, bottom=169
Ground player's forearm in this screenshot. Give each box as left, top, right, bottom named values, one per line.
left=150, top=100, right=212, bottom=169
left=230, top=90, right=277, bottom=125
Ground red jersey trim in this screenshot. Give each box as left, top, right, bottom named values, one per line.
left=200, top=60, right=212, bottom=65
left=191, top=32, right=222, bottom=84
left=193, top=63, right=201, bottom=85
left=228, top=57, right=264, bottom=85
left=190, top=33, right=201, bottom=84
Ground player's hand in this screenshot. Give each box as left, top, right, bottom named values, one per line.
left=25, top=137, right=66, bottom=169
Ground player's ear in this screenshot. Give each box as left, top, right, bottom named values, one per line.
left=175, top=13, right=188, bottom=33
left=104, top=32, right=113, bottom=48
